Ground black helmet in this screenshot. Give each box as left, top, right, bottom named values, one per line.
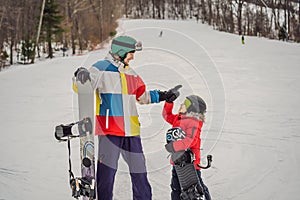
left=184, top=95, right=207, bottom=114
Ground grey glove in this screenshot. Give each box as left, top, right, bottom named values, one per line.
left=74, top=67, right=91, bottom=84
left=165, top=142, right=175, bottom=153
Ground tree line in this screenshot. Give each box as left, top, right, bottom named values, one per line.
left=125, top=0, right=300, bottom=41
left=1, top=0, right=299, bottom=68
left=0, top=0, right=123, bottom=68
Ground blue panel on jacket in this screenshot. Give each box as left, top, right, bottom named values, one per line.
left=92, top=60, right=118, bottom=72
left=99, top=93, right=123, bottom=116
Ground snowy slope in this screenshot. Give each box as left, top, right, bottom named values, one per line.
left=0, top=19, right=300, bottom=200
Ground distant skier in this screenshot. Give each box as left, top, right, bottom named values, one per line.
left=159, top=30, right=163, bottom=37
left=74, top=35, right=181, bottom=200
left=163, top=95, right=212, bottom=200
left=61, top=46, right=68, bottom=57
left=241, top=35, right=245, bottom=45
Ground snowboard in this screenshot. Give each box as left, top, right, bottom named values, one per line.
left=172, top=150, right=204, bottom=200
left=166, top=128, right=204, bottom=200
left=76, top=79, right=96, bottom=200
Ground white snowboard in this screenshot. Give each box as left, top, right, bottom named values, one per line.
left=76, top=80, right=96, bottom=200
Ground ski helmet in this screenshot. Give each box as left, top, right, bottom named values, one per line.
left=111, top=36, right=142, bottom=59
left=184, top=95, right=207, bottom=114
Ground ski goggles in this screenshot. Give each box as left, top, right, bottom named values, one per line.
left=184, top=98, right=192, bottom=109
left=112, top=40, right=143, bottom=51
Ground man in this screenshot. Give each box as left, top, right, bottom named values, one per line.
left=75, top=35, right=181, bottom=200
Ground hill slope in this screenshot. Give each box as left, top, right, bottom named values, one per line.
left=0, top=19, right=300, bottom=200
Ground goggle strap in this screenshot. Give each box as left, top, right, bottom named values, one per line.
left=112, top=40, right=142, bottom=51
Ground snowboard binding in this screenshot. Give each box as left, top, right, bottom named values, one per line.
left=166, top=127, right=213, bottom=200
left=172, top=150, right=205, bottom=200
left=55, top=118, right=96, bottom=199
left=55, top=117, right=92, bottom=141
left=70, top=176, right=95, bottom=199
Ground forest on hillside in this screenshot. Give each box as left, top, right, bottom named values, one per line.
left=125, top=0, right=299, bottom=41
left=0, top=0, right=299, bottom=68
left=0, top=0, right=123, bottom=67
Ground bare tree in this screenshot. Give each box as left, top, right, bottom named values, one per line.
left=32, top=0, right=46, bottom=63
left=236, top=0, right=245, bottom=35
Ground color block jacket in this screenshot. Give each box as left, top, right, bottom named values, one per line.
left=88, top=54, right=160, bottom=137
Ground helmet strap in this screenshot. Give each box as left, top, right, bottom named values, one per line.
left=109, top=51, right=120, bottom=60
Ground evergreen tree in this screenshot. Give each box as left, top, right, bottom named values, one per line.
left=42, top=0, right=64, bottom=58
left=21, top=39, right=35, bottom=64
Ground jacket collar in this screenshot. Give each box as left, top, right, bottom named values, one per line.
left=105, top=52, right=125, bottom=69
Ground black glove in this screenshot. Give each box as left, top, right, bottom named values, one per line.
left=165, top=142, right=175, bottom=153
left=74, top=67, right=91, bottom=84
left=159, top=85, right=182, bottom=103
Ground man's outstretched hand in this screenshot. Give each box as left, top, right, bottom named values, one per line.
left=159, top=85, right=182, bottom=103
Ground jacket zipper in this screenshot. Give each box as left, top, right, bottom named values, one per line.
left=106, top=109, right=109, bottom=129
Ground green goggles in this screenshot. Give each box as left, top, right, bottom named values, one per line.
left=184, top=98, right=192, bottom=109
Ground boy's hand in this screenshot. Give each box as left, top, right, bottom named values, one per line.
left=159, top=85, right=182, bottom=103
left=165, top=142, right=175, bottom=153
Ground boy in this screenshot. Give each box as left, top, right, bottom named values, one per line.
left=163, top=95, right=211, bottom=200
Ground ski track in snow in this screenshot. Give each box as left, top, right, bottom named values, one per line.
left=0, top=168, right=29, bottom=199
left=1, top=19, right=300, bottom=200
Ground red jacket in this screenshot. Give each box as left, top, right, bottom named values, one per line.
left=163, top=102, right=203, bottom=170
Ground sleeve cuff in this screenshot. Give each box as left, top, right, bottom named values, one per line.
left=149, top=90, right=160, bottom=103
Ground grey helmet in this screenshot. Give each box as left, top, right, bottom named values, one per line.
left=184, top=95, right=207, bottom=114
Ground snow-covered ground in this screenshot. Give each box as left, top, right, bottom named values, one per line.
left=1, top=19, right=300, bottom=200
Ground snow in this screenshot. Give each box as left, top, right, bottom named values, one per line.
left=1, top=19, right=300, bottom=200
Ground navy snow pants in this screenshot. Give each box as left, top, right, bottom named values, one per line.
left=171, top=167, right=211, bottom=200
left=96, top=135, right=152, bottom=200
